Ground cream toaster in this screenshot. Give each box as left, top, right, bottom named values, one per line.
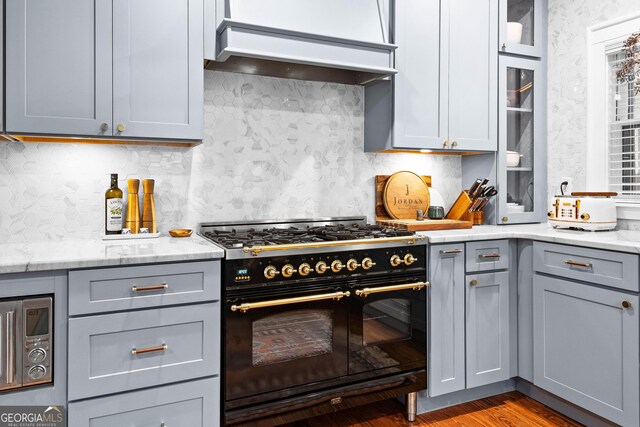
left=548, top=192, right=617, bottom=231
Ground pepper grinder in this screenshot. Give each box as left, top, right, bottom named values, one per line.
left=141, top=179, right=157, bottom=233
left=125, top=179, right=141, bottom=234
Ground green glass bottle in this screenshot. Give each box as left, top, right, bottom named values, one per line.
left=105, top=174, right=123, bottom=234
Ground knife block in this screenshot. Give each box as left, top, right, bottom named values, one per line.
left=445, top=191, right=473, bottom=220
left=464, top=210, right=485, bottom=225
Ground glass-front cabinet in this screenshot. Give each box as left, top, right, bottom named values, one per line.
left=499, top=0, right=545, bottom=58
left=497, top=55, right=545, bottom=224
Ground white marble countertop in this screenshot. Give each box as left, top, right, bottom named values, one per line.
left=418, top=223, right=640, bottom=254
left=0, top=234, right=224, bottom=274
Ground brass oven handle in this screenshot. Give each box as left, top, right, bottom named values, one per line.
left=131, top=343, right=168, bottom=356
left=564, top=260, right=592, bottom=269
left=231, top=291, right=351, bottom=313
left=132, top=283, right=169, bottom=292
left=6, top=311, right=15, bottom=385
left=479, top=253, right=500, bottom=259
left=243, top=235, right=425, bottom=256
left=355, top=282, right=429, bottom=297
left=440, top=249, right=463, bottom=255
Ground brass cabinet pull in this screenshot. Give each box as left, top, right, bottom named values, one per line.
left=132, top=283, right=169, bottom=292
left=564, top=260, right=592, bottom=269
left=622, top=300, right=632, bottom=309
left=116, top=123, right=126, bottom=132
left=100, top=122, right=109, bottom=132
left=440, top=249, right=463, bottom=255
left=243, top=235, right=424, bottom=256
left=355, top=282, right=429, bottom=297
left=451, top=141, right=458, bottom=147
left=479, top=253, right=500, bottom=259
left=231, top=291, right=351, bottom=313
left=131, top=343, right=168, bottom=356
left=469, top=279, right=478, bottom=286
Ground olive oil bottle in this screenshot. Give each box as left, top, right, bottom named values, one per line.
left=105, top=174, right=123, bottom=234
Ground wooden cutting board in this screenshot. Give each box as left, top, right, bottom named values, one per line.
left=382, top=171, right=430, bottom=219
left=377, top=219, right=473, bottom=231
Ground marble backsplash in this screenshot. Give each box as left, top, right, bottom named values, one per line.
left=0, top=71, right=461, bottom=243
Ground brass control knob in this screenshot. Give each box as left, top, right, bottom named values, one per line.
left=362, top=257, right=376, bottom=270
left=390, top=255, right=403, bottom=267
left=548, top=211, right=554, bottom=218
left=331, top=260, right=345, bottom=273
left=315, top=261, right=328, bottom=274
left=581, top=213, right=591, bottom=220
left=404, top=253, right=417, bottom=266
left=299, top=263, right=313, bottom=276
left=282, top=264, right=297, bottom=278
left=264, top=265, right=280, bottom=279
left=346, top=259, right=361, bottom=271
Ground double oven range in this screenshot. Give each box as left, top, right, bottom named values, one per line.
left=200, top=217, right=429, bottom=426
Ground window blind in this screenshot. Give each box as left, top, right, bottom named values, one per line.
left=608, top=51, right=640, bottom=200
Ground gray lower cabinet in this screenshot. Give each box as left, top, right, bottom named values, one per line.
left=364, top=0, right=497, bottom=152
left=429, top=244, right=466, bottom=397
left=68, top=302, right=220, bottom=400
left=533, top=275, right=640, bottom=426
left=465, top=271, right=510, bottom=388
left=68, top=376, right=219, bottom=427
left=6, top=0, right=203, bottom=141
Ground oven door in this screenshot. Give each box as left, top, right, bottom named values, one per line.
left=225, top=285, right=349, bottom=402
left=348, top=276, right=428, bottom=375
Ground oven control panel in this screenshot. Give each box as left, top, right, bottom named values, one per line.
left=225, top=245, right=427, bottom=288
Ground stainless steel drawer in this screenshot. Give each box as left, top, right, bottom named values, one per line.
left=533, top=242, right=639, bottom=292
left=465, top=240, right=510, bottom=272
left=68, top=377, right=219, bottom=427
left=68, top=260, right=220, bottom=315
left=68, top=303, right=219, bottom=401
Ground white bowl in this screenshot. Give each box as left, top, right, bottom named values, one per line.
left=507, top=22, right=523, bottom=44
left=506, top=151, right=522, bottom=167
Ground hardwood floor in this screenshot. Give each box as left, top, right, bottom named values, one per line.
left=285, top=392, right=582, bottom=426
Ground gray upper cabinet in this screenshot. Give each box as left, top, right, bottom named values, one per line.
left=6, top=0, right=203, bottom=141
left=498, top=0, right=546, bottom=58
left=533, top=275, right=640, bottom=426
left=465, top=271, right=510, bottom=388
left=112, top=0, right=203, bottom=140
left=429, top=244, right=466, bottom=397
left=5, top=0, right=113, bottom=136
left=365, top=0, right=497, bottom=152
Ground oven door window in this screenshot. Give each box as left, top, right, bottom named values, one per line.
left=363, top=299, right=411, bottom=346
left=252, top=309, right=333, bottom=367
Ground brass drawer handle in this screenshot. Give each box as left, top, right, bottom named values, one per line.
left=131, top=343, right=167, bottom=356
left=622, top=300, right=632, bottom=309
left=440, top=249, right=463, bottom=255
left=132, top=283, right=169, bottom=292
left=355, top=282, right=429, bottom=297
left=469, top=279, right=478, bottom=286
left=479, top=253, right=500, bottom=259
left=564, top=260, right=592, bottom=269
left=231, top=291, right=350, bottom=313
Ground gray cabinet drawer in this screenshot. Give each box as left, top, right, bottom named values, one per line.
left=68, top=377, right=219, bottom=427
left=533, top=242, right=639, bottom=292
left=69, top=260, right=220, bottom=315
left=68, top=303, right=219, bottom=400
left=465, top=240, right=509, bottom=272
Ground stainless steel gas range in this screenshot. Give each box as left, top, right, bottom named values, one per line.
left=200, top=217, right=429, bottom=426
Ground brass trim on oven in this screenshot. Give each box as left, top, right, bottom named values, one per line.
left=242, top=235, right=425, bottom=256
left=230, top=291, right=351, bottom=313
left=355, top=282, right=429, bottom=297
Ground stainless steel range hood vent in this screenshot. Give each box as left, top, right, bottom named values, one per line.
left=204, top=0, right=397, bottom=85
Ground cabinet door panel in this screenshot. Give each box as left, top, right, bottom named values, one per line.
left=533, top=275, right=639, bottom=426
left=393, top=0, right=447, bottom=149
left=448, top=0, right=498, bottom=151
left=429, top=244, right=465, bottom=396
left=466, top=271, right=510, bottom=388
left=113, top=0, right=203, bottom=140
left=6, top=0, right=112, bottom=135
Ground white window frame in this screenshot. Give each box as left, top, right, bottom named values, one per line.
left=587, top=12, right=640, bottom=220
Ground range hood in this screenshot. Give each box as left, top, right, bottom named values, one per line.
left=204, top=0, right=397, bottom=85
